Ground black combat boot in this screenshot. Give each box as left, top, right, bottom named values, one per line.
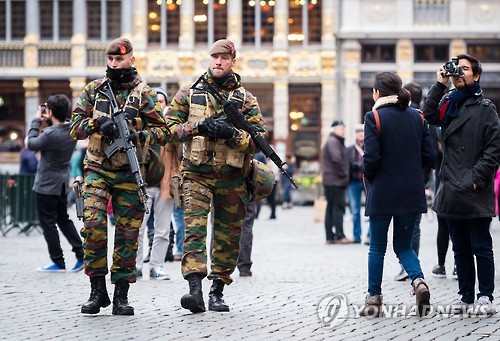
left=180, top=274, right=206, bottom=313
left=112, top=279, right=134, bottom=315
left=81, top=276, right=111, bottom=314
left=208, top=280, right=230, bottom=312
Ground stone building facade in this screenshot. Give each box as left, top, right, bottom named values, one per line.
left=0, top=0, right=499, bottom=169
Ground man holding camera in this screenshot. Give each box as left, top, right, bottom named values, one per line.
left=423, top=54, right=500, bottom=316
left=28, top=95, right=84, bottom=273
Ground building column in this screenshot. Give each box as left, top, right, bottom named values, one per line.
left=227, top=0, right=242, bottom=48
left=273, top=0, right=288, bottom=50
left=179, top=0, right=194, bottom=51
left=132, top=0, right=148, bottom=74
left=23, top=78, right=40, bottom=134
left=133, top=0, right=148, bottom=51
left=121, top=0, right=134, bottom=37
left=24, top=0, right=39, bottom=69
left=340, top=40, right=361, bottom=145
left=71, top=0, right=87, bottom=70
left=450, top=38, right=466, bottom=57
left=69, top=77, right=88, bottom=108
left=321, top=79, right=336, bottom=144
left=273, top=79, right=289, bottom=157
left=397, top=39, right=413, bottom=84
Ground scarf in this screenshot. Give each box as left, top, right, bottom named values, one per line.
left=439, top=82, right=481, bottom=124
left=106, top=66, right=135, bottom=84
left=372, top=95, right=398, bottom=111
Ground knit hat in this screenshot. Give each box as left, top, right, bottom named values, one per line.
left=105, top=38, right=133, bottom=55
left=209, top=39, right=236, bottom=58
left=355, top=124, right=364, bottom=132
left=331, top=120, right=345, bottom=128
left=153, top=87, right=168, bottom=102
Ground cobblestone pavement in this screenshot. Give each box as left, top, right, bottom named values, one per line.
left=1, top=205, right=500, bottom=340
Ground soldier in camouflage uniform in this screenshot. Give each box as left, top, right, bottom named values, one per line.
left=165, top=39, right=266, bottom=313
left=70, top=38, right=170, bottom=316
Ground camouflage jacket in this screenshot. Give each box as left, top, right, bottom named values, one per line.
left=70, top=69, right=170, bottom=169
left=165, top=71, right=266, bottom=173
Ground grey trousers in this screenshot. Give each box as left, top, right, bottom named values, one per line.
left=237, top=201, right=257, bottom=271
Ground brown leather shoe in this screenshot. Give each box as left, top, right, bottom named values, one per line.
left=336, top=237, right=352, bottom=244
left=239, top=269, right=252, bottom=277
left=326, top=240, right=337, bottom=244
left=412, top=278, right=431, bottom=317
left=359, top=294, right=383, bottom=317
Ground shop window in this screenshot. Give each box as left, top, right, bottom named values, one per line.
left=40, top=0, right=73, bottom=40
left=468, top=43, right=500, bottom=63
left=87, top=0, right=121, bottom=41
left=361, top=44, right=396, bottom=63
left=194, top=0, right=227, bottom=44
left=288, top=0, right=321, bottom=46
left=414, top=44, right=448, bottom=62
left=242, top=1, right=274, bottom=45
left=147, top=0, right=180, bottom=45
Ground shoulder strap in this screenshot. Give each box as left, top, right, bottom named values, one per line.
left=416, top=109, right=425, bottom=126
left=373, top=109, right=381, bottom=136
left=374, top=108, right=424, bottom=137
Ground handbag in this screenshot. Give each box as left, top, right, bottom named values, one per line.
left=313, top=196, right=327, bottom=223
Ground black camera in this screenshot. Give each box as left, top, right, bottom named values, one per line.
left=40, top=103, right=47, bottom=116
left=443, top=57, right=462, bottom=77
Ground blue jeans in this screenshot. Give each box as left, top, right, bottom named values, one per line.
left=348, top=181, right=364, bottom=242
left=172, top=204, right=186, bottom=255
left=447, top=217, right=494, bottom=303
left=368, top=214, right=424, bottom=296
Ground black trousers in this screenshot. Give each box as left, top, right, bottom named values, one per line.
left=36, top=190, right=83, bottom=268
left=324, top=185, right=346, bottom=240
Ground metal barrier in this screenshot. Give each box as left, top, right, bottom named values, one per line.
left=0, top=174, right=41, bottom=236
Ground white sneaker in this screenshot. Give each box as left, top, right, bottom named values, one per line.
left=470, top=296, right=496, bottom=316
left=149, top=268, right=170, bottom=280
left=450, top=295, right=470, bottom=314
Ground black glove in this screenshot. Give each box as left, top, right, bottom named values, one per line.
left=96, top=117, right=117, bottom=137
left=126, top=131, right=146, bottom=146
left=198, top=116, right=216, bottom=136
left=212, top=120, right=235, bottom=139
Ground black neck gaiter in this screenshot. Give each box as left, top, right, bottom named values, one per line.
left=106, top=66, right=134, bottom=83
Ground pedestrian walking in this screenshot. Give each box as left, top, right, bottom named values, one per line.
left=28, top=94, right=83, bottom=273
left=360, top=71, right=435, bottom=317
left=136, top=88, right=179, bottom=281
left=165, top=39, right=266, bottom=313
left=422, top=54, right=500, bottom=315
left=70, top=37, right=170, bottom=315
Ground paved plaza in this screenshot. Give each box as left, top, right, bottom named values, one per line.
left=1, top=204, right=500, bottom=340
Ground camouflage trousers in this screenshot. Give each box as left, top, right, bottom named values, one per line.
left=181, top=169, right=248, bottom=285
left=81, top=167, right=145, bottom=283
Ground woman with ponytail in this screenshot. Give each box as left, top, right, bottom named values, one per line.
left=360, top=71, right=435, bottom=317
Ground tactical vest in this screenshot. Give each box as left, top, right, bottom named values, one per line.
left=184, top=87, right=246, bottom=168
left=87, top=80, right=147, bottom=168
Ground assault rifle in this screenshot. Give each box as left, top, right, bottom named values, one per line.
left=191, top=75, right=298, bottom=189
left=97, top=80, right=149, bottom=213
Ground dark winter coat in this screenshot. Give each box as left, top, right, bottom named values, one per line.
left=422, top=82, right=500, bottom=218
left=363, top=103, right=435, bottom=216
left=321, top=133, right=349, bottom=187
